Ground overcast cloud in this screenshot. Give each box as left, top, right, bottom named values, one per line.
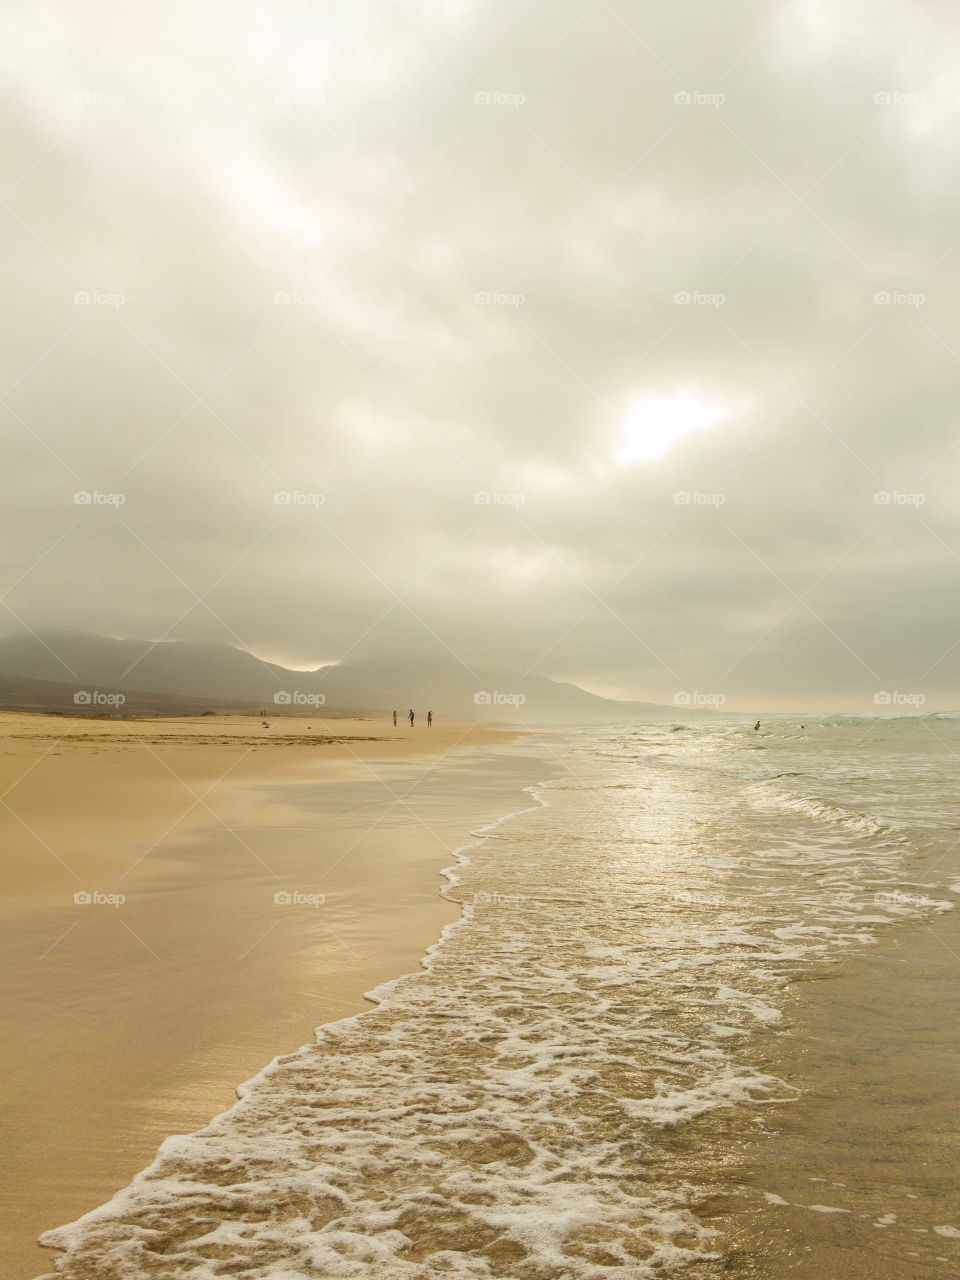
left=1, top=0, right=959, bottom=711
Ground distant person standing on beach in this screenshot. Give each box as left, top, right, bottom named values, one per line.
left=409, top=709, right=415, bottom=727
left=393, top=710, right=397, bottom=726
left=427, top=710, right=433, bottom=727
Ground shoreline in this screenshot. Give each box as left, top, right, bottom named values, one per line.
left=15, top=717, right=960, bottom=1279
left=0, top=712, right=538, bottom=1279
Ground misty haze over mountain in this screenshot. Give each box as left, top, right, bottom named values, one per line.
left=0, top=632, right=718, bottom=722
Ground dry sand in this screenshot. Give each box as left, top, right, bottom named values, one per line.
left=0, top=712, right=526, bottom=1279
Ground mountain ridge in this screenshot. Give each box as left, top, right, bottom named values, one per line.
left=0, top=632, right=719, bottom=723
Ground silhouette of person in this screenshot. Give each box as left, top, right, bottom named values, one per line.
left=393, top=710, right=397, bottom=726
left=409, top=709, right=415, bottom=727
left=753, top=720, right=760, bottom=731
left=427, top=710, right=433, bottom=727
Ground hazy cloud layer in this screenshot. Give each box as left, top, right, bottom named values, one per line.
left=2, top=0, right=959, bottom=710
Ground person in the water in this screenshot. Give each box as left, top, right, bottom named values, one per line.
left=754, top=720, right=760, bottom=731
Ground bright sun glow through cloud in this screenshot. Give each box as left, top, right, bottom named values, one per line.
left=614, top=394, right=729, bottom=464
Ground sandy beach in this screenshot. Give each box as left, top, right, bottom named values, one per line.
left=0, top=712, right=531, bottom=1279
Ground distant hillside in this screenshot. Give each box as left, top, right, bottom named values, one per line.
left=0, top=632, right=713, bottom=724
left=0, top=632, right=295, bottom=702
left=0, top=672, right=252, bottom=717
left=307, top=655, right=700, bottom=723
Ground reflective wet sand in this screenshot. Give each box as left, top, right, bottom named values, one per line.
left=0, top=713, right=531, bottom=1279
left=718, top=908, right=960, bottom=1276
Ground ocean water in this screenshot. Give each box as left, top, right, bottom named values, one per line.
left=38, top=716, right=960, bottom=1278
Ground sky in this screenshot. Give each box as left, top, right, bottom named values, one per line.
left=1, top=0, right=958, bottom=712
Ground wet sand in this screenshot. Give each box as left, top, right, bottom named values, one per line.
left=719, top=904, right=960, bottom=1277
left=0, top=712, right=531, bottom=1279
